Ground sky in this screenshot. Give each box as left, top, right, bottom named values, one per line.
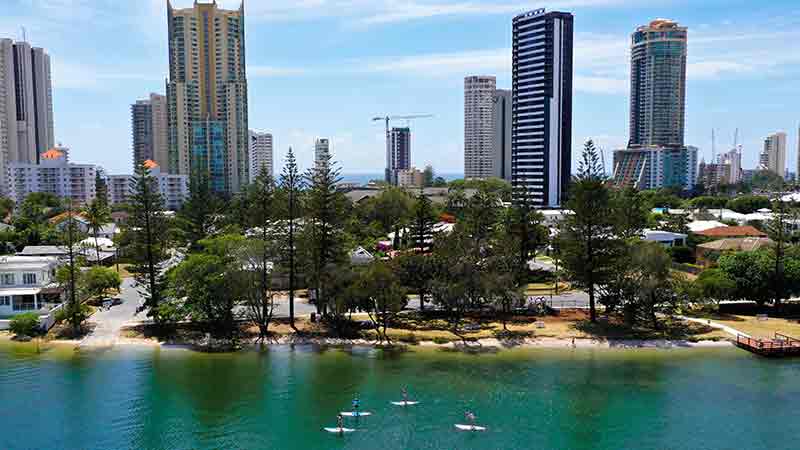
left=2, top=0, right=800, bottom=176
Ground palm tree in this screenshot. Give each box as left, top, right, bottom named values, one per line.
left=83, top=197, right=111, bottom=265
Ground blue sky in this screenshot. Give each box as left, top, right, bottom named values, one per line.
left=2, top=0, right=800, bottom=176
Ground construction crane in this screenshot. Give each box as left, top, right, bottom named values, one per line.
left=372, top=114, right=434, bottom=182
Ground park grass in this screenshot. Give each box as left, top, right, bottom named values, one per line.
left=691, top=313, right=800, bottom=340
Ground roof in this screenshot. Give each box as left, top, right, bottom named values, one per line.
left=698, top=237, right=774, bottom=252
left=18, top=246, right=68, bottom=256
left=696, top=226, right=766, bottom=238
left=48, top=211, right=89, bottom=225
left=687, top=220, right=727, bottom=233
left=40, top=148, right=64, bottom=160
left=643, top=229, right=687, bottom=242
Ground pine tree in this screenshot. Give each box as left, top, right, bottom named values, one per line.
left=61, top=202, right=87, bottom=334
left=128, top=162, right=170, bottom=326
left=409, top=188, right=436, bottom=253
left=302, top=147, right=346, bottom=316
left=279, top=147, right=304, bottom=329
left=557, top=140, right=620, bottom=322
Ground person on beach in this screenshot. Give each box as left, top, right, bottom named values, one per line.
left=571, top=337, right=576, bottom=348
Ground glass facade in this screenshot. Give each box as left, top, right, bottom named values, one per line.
left=191, top=121, right=227, bottom=193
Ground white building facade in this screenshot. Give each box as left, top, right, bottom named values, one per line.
left=464, top=75, right=496, bottom=179
left=106, top=161, right=189, bottom=211
left=6, top=147, right=96, bottom=205
left=762, top=132, right=787, bottom=178
left=248, top=130, right=273, bottom=182
left=0, top=256, right=61, bottom=319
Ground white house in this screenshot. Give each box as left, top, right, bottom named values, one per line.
left=0, top=256, right=62, bottom=319
left=643, top=229, right=687, bottom=247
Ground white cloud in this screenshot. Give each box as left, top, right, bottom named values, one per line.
left=248, top=66, right=309, bottom=77
left=51, top=61, right=164, bottom=90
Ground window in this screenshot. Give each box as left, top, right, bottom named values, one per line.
left=23, top=273, right=37, bottom=285
left=1, top=273, right=14, bottom=285
left=0, top=296, right=9, bottom=306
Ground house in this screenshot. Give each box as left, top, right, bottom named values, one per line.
left=48, top=212, right=90, bottom=233
left=18, top=246, right=69, bottom=258
left=696, top=238, right=774, bottom=266
left=0, top=256, right=62, bottom=322
left=695, top=226, right=766, bottom=239
left=350, top=247, right=375, bottom=266
left=643, top=229, right=687, bottom=247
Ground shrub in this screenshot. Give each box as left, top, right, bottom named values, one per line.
left=9, top=312, right=40, bottom=337
left=667, top=245, right=694, bottom=264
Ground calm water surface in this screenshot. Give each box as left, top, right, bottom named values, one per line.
left=1, top=343, right=798, bottom=450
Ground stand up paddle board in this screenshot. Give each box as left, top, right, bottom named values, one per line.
left=324, top=427, right=355, bottom=434
left=391, top=401, right=420, bottom=406
left=340, top=411, right=372, bottom=417
left=455, top=424, right=487, bottom=432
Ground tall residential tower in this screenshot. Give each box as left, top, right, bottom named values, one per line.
left=166, top=0, right=248, bottom=194
left=464, top=75, right=496, bottom=179
left=387, top=127, right=411, bottom=185
left=761, top=132, right=787, bottom=178
left=248, top=130, right=273, bottom=181
left=0, top=38, right=54, bottom=193
left=511, top=9, right=573, bottom=207
left=612, top=19, right=696, bottom=191
left=131, top=93, right=168, bottom=171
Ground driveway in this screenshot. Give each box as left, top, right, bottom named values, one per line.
left=80, top=278, right=141, bottom=347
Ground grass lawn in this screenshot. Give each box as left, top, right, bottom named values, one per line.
left=694, top=314, right=800, bottom=340
left=524, top=282, right=570, bottom=296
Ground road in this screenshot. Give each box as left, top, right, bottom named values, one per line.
left=80, top=278, right=141, bottom=347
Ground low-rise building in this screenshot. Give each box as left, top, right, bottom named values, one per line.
left=397, top=168, right=425, bottom=187
left=106, top=160, right=189, bottom=211
left=0, top=256, right=62, bottom=319
left=6, top=147, right=97, bottom=205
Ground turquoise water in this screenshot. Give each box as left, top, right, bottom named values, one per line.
left=1, top=344, right=799, bottom=450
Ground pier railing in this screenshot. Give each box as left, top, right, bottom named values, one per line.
left=736, top=333, right=800, bottom=356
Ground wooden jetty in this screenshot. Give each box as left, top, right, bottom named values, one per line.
left=735, top=333, right=800, bottom=357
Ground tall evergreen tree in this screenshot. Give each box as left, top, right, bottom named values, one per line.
left=61, top=202, right=87, bottom=334
left=409, top=187, right=436, bottom=253
left=302, top=148, right=347, bottom=316
left=279, top=147, right=304, bottom=329
left=180, top=174, right=222, bottom=249
left=767, top=200, right=796, bottom=312
left=558, top=140, right=620, bottom=322
left=128, top=162, right=170, bottom=326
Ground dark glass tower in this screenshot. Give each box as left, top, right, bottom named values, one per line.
left=511, top=9, right=573, bottom=207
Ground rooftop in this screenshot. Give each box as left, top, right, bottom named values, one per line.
left=695, top=226, right=766, bottom=238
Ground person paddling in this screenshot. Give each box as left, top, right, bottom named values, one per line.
left=465, top=410, right=477, bottom=429
left=336, top=413, right=344, bottom=435
left=401, top=387, right=409, bottom=405
left=352, top=395, right=361, bottom=417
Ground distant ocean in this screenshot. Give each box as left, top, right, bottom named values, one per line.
left=339, top=172, right=463, bottom=186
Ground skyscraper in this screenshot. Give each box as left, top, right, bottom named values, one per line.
left=166, top=0, right=248, bottom=194
left=388, top=127, right=411, bottom=186
left=762, top=132, right=787, bottom=178
left=612, top=19, right=696, bottom=192
left=629, top=19, right=687, bottom=147
left=464, top=75, right=496, bottom=179
left=249, top=130, right=273, bottom=181
left=314, top=138, right=330, bottom=170
left=0, top=38, right=54, bottom=191
left=796, top=125, right=800, bottom=180
left=492, top=89, right=512, bottom=182
left=131, top=93, right=168, bottom=171
left=511, top=9, right=573, bottom=207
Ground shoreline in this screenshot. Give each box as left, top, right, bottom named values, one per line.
left=1, top=332, right=731, bottom=352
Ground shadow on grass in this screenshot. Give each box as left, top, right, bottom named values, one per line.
left=572, top=316, right=717, bottom=342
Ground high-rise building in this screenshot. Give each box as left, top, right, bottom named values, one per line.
left=761, top=132, right=787, bottom=178
left=492, top=89, right=512, bottom=182
left=131, top=93, right=168, bottom=171
left=629, top=19, right=687, bottom=147
left=612, top=19, right=697, bottom=192
left=612, top=145, right=698, bottom=191
left=248, top=131, right=273, bottom=182
left=796, top=125, right=800, bottom=181
left=464, top=75, right=496, bottom=179
left=314, top=138, right=330, bottom=170
left=719, top=146, right=742, bottom=184
left=387, top=127, right=411, bottom=185
left=0, top=39, right=54, bottom=194
left=166, top=0, right=248, bottom=194
left=511, top=9, right=573, bottom=207
left=6, top=146, right=96, bottom=205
